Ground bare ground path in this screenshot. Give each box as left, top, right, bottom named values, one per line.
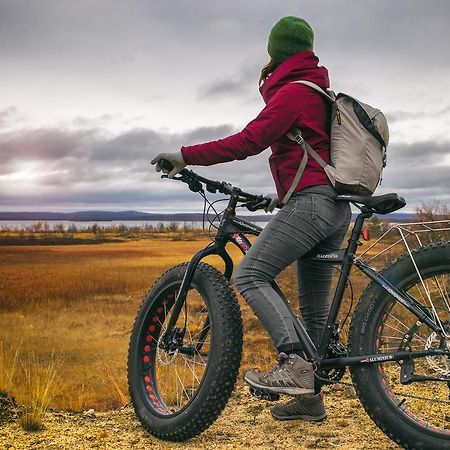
left=1, top=383, right=400, bottom=450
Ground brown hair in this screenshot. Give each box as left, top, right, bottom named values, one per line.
left=259, top=58, right=279, bottom=86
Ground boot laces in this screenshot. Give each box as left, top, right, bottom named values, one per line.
left=265, top=353, right=290, bottom=378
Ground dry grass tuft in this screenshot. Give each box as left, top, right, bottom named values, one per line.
left=18, top=351, right=62, bottom=431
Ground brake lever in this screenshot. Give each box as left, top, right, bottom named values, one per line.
left=246, top=197, right=271, bottom=212
left=161, top=173, right=183, bottom=181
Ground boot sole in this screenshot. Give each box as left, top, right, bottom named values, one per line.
left=271, top=410, right=327, bottom=422
left=244, top=376, right=315, bottom=396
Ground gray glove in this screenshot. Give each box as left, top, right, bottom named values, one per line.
left=151, top=152, right=187, bottom=178
left=264, top=193, right=280, bottom=213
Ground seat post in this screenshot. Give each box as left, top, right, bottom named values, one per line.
left=318, top=208, right=372, bottom=358
left=348, top=210, right=373, bottom=257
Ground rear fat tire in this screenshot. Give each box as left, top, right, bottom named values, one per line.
left=349, top=241, right=450, bottom=450
left=128, top=262, right=243, bottom=441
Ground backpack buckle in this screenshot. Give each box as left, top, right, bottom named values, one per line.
left=294, top=134, right=304, bottom=145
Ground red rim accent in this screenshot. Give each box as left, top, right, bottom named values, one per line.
left=141, top=290, right=179, bottom=416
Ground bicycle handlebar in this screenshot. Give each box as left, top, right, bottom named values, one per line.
left=157, top=159, right=271, bottom=212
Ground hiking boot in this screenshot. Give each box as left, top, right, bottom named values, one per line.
left=271, top=393, right=327, bottom=422
left=244, top=352, right=315, bottom=396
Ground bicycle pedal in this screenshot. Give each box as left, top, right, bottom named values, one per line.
left=249, top=386, right=280, bottom=401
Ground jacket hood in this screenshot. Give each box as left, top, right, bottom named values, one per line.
left=260, top=51, right=330, bottom=103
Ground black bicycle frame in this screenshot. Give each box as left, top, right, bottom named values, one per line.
left=163, top=202, right=449, bottom=370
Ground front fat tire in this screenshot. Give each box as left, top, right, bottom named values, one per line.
left=349, top=241, right=450, bottom=450
left=128, top=262, right=243, bottom=441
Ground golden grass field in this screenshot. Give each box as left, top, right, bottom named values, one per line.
left=0, top=228, right=376, bottom=412
left=1, top=227, right=449, bottom=449
left=0, top=228, right=430, bottom=412
left=0, top=237, right=242, bottom=411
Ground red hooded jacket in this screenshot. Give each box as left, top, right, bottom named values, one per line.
left=180, top=51, right=331, bottom=200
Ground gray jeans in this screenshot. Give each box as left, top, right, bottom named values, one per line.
left=234, top=185, right=351, bottom=353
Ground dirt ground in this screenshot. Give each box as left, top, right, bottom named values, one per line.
left=1, top=382, right=400, bottom=450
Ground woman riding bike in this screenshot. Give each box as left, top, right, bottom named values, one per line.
left=151, top=16, right=351, bottom=422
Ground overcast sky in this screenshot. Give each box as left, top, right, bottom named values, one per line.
left=1, top=0, right=449, bottom=213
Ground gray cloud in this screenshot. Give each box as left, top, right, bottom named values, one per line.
left=3, top=1, right=449, bottom=59
left=199, top=79, right=249, bottom=100
left=0, top=106, right=23, bottom=129
left=0, top=107, right=17, bottom=124
left=1, top=1, right=450, bottom=212
left=0, top=128, right=96, bottom=163
left=386, top=105, right=450, bottom=124
left=387, top=141, right=450, bottom=166
left=0, top=120, right=272, bottom=210
left=1, top=116, right=449, bottom=212
left=384, top=166, right=450, bottom=190
left=90, top=129, right=167, bottom=162
left=2, top=1, right=449, bottom=91
left=378, top=140, right=450, bottom=208
left=197, top=62, right=259, bottom=100
left=177, top=125, right=236, bottom=146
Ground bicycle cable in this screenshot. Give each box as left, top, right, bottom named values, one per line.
left=197, top=189, right=223, bottom=243
left=206, top=200, right=228, bottom=242
left=338, top=268, right=354, bottom=331
left=206, top=198, right=228, bottom=229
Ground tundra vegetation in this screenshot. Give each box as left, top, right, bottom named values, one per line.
left=0, top=203, right=448, bottom=446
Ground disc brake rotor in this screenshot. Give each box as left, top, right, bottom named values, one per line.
left=425, top=331, right=450, bottom=377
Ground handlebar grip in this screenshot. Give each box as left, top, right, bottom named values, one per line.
left=246, top=197, right=271, bottom=212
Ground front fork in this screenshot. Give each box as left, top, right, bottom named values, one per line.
left=162, top=242, right=234, bottom=346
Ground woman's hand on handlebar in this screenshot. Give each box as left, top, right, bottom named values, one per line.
left=264, top=193, right=280, bottom=213
left=151, top=152, right=187, bottom=178
left=244, top=193, right=280, bottom=212
left=150, top=156, right=280, bottom=212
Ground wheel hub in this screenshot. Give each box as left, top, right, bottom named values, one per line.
left=156, top=327, right=185, bottom=366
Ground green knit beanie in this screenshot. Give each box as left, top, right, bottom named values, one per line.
left=268, top=16, right=314, bottom=65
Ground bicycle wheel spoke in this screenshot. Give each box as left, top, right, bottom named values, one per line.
left=191, top=323, right=211, bottom=340
left=371, top=266, right=450, bottom=435
left=385, top=312, right=428, bottom=343
left=432, top=275, right=450, bottom=320
left=174, top=362, right=190, bottom=406
left=382, top=322, right=426, bottom=345
left=146, top=285, right=211, bottom=415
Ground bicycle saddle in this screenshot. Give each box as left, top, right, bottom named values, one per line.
left=335, top=193, right=406, bottom=214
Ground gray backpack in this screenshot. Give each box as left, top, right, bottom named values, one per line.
left=282, top=80, right=389, bottom=204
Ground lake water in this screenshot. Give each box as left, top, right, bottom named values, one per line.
left=0, top=220, right=210, bottom=231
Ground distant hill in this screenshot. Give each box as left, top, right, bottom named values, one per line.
left=0, top=210, right=417, bottom=222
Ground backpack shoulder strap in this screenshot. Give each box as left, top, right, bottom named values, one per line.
left=282, top=129, right=332, bottom=205
left=290, top=80, right=336, bottom=103
left=282, top=81, right=336, bottom=204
